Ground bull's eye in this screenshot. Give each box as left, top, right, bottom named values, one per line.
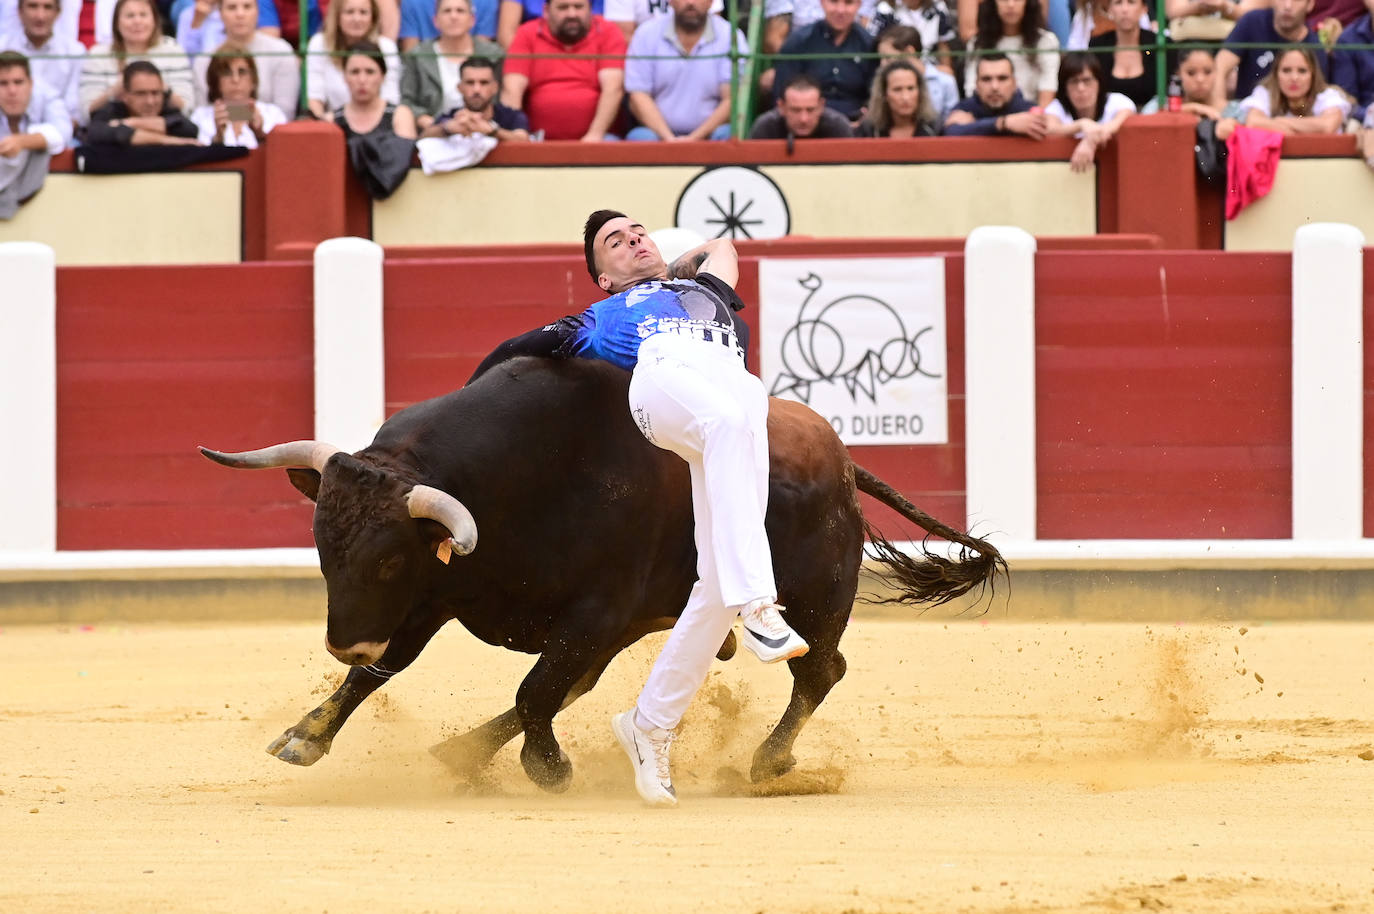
left=378, top=554, right=406, bottom=581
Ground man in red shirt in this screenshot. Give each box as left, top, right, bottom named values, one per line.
left=500, top=0, right=627, bottom=140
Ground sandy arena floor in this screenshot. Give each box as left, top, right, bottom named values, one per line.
left=2, top=615, right=1373, bottom=913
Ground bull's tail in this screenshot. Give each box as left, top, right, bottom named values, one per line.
left=854, top=463, right=1008, bottom=608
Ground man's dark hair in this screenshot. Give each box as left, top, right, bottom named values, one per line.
left=460, top=55, right=497, bottom=77
left=583, top=209, right=626, bottom=282
left=121, top=59, right=163, bottom=91
left=0, top=50, right=30, bottom=78
left=780, top=72, right=822, bottom=98
left=975, top=51, right=1012, bottom=73
left=876, top=24, right=922, bottom=55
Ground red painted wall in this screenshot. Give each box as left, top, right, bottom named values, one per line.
left=55, top=264, right=316, bottom=549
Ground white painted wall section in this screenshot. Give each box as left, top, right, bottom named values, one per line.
left=963, top=227, right=1038, bottom=540
left=313, top=238, right=386, bottom=452
left=1290, top=223, right=1365, bottom=540
left=0, top=243, right=57, bottom=551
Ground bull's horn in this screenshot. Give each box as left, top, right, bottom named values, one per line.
left=199, top=440, right=341, bottom=473
left=406, top=485, right=478, bottom=556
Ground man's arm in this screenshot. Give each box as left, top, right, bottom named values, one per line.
left=1212, top=48, right=1240, bottom=110
left=685, top=85, right=731, bottom=141
left=628, top=91, right=676, bottom=139
left=669, top=238, right=738, bottom=288
left=466, top=321, right=576, bottom=385
left=583, top=67, right=624, bottom=141
left=501, top=71, right=529, bottom=110
left=497, top=0, right=524, bottom=47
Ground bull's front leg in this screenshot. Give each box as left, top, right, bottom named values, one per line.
left=267, top=610, right=449, bottom=766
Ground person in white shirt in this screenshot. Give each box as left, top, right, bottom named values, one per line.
left=190, top=44, right=285, bottom=145
left=306, top=0, right=400, bottom=118
left=0, top=50, right=70, bottom=215
left=1237, top=45, right=1351, bottom=134
left=0, top=0, right=83, bottom=129
left=1043, top=50, right=1135, bottom=171
left=79, top=0, right=195, bottom=122
left=964, top=0, right=1059, bottom=106
left=187, top=0, right=298, bottom=112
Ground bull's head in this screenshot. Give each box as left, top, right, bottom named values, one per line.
left=199, top=441, right=476, bottom=666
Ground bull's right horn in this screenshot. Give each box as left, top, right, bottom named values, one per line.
left=199, top=440, right=341, bottom=473
left=406, top=485, right=478, bottom=556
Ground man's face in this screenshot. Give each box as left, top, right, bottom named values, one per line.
left=0, top=65, right=33, bottom=118
left=124, top=71, right=166, bottom=115
left=460, top=65, right=498, bottom=111
left=434, top=0, right=473, bottom=38
left=593, top=216, right=667, bottom=293
left=220, top=0, right=259, bottom=39
left=779, top=85, right=824, bottom=136
left=820, top=0, right=860, bottom=32
left=19, top=0, right=60, bottom=44
left=670, top=0, right=708, bottom=30
left=547, top=0, right=591, bottom=44
left=975, top=59, right=1015, bottom=108
left=1272, top=0, right=1313, bottom=33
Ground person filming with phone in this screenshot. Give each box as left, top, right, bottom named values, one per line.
left=190, top=43, right=285, bottom=147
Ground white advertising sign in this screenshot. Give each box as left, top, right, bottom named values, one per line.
left=759, top=257, right=948, bottom=445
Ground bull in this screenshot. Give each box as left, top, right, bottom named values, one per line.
left=201, top=356, right=1005, bottom=790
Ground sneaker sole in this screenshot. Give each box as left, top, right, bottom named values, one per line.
left=740, top=637, right=810, bottom=664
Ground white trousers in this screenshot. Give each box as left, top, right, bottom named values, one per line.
left=627, top=332, right=776, bottom=731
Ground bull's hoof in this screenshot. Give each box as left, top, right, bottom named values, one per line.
left=716, top=629, right=737, bottom=662
left=267, top=731, right=329, bottom=766
left=521, top=743, right=573, bottom=793
left=749, top=747, right=797, bottom=783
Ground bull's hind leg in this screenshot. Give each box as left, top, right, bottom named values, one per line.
left=267, top=610, right=449, bottom=766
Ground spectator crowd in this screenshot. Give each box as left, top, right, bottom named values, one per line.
left=5, top=0, right=1374, bottom=212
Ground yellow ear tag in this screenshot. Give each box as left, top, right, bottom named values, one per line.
left=436, top=540, right=453, bottom=564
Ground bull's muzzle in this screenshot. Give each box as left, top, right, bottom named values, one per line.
left=326, top=638, right=390, bottom=666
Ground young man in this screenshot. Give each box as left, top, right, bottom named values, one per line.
left=419, top=54, right=528, bottom=140
left=0, top=50, right=70, bottom=216
left=469, top=211, right=809, bottom=808
left=749, top=71, right=855, bottom=138
left=84, top=60, right=200, bottom=146
left=0, top=0, right=82, bottom=125
left=943, top=52, right=1046, bottom=136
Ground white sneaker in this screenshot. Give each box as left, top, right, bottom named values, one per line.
left=738, top=600, right=809, bottom=663
left=612, top=710, right=678, bottom=808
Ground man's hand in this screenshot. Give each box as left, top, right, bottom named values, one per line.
left=944, top=109, right=974, bottom=127
left=580, top=130, right=606, bottom=142
left=1005, top=110, right=1047, bottom=139
left=0, top=135, right=22, bottom=157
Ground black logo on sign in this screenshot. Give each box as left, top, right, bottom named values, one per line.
left=769, top=273, right=941, bottom=405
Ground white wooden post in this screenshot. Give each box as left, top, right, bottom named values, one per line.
left=313, top=237, right=386, bottom=452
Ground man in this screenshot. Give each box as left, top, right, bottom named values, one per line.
left=943, top=52, right=1045, bottom=137
left=187, top=0, right=297, bottom=114
left=0, top=0, right=82, bottom=128
left=83, top=60, right=199, bottom=145
left=0, top=51, right=69, bottom=218
left=772, top=0, right=876, bottom=121
left=497, top=0, right=603, bottom=45
left=469, top=211, right=809, bottom=808
left=1331, top=0, right=1374, bottom=122
left=401, top=0, right=505, bottom=130
left=501, top=0, right=626, bottom=140
left=623, top=0, right=744, bottom=141
left=419, top=55, right=528, bottom=139
left=1213, top=0, right=1328, bottom=109
left=401, top=0, right=499, bottom=48
left=605, top=0, right=723, bottom=43
left=749, top=71, right=854, bottom=137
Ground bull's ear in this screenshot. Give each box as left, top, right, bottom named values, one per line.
left=286, top=468, right=322, bottom=502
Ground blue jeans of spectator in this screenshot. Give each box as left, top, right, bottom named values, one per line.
left=626, top=124, right=733, bottom=141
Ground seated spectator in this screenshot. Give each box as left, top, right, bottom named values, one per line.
left=401, top=0, right=503, bottom=130
left=186, top=0, right=297, bottom=113
left=1213, top=0, right=1328, bottom=111
left=1143, top=46, right=1238, bottom=117
left=749, top=70, right=855, bottom=136
left=84, top=59, right=199, bottom=144
left=1086, top=0, right=1166, bottom=110
left=306, top=0, right=401, bottom=119
left=624, top=0, right=743, bottom=141
left=1067, top=0, right=1149, bottom=48
left=501, top=0, right=626, bottom=141
left=0, top=51, right=69, bottom=217
left=1, top=0, right=83, bottom=127
left=191, top=44, right=286, bottom=145
left=857, top=58, right=940, bottom=134
left=419, top=53, right=527, bottom=137
left=875, top=24, right=958, bottom=119
left=1161, top=0, right=1242, bottom=45
left=335, top=41, right=416, bottom=197
left=498, top=0, right=603, bottom=45
left=1331, top=0, right=1374, bottom=122
left=1, top=0, right=78, bottom=48
left=778, top=0, right=879, bottom=34
left=80, top=0, right=195, bottom=122
left=606, top=0, right=723, bottom=44
left=944, top=50, right=1046, bottom=135
left=867, top=0, right=956, bottom=73
left=401, top=0, right=497, bottom=47
left=773, top=0, right=876, bottom=121
left=1044, top=50, right=1134, bottom=169
left=964, top=0, right=1058, bottom=107
left=1236, top=44, right=1350, bottom=133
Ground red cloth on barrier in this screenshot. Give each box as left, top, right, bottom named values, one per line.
left=1226, top=124, right=1284, bottom=220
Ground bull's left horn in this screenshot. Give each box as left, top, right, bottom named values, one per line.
left=405, top=485, right=478, bottom=555
left=199, top=440, right=341, bottom=473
